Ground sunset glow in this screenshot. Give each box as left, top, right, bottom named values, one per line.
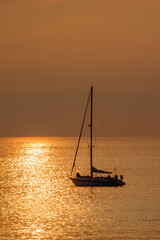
left=0, top=0, right=160, bottom=137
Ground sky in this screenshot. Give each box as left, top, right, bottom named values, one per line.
left=0, top=0, right=160, bottom=137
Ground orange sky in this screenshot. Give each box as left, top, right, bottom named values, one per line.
left=0, top=0, right=160, bottom=136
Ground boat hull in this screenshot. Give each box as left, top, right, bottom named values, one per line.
left=70, top=177, right=125, bottom=187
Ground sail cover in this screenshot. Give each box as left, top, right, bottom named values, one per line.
left=92, top=166, right=112, bottom=174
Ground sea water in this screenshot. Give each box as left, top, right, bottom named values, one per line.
left=0, top=137, right=160, bottom=239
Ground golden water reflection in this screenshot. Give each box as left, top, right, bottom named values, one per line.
left=0, top=137, right=160, bottom=239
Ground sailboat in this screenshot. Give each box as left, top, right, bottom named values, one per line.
left=70, top=86, right=126, bottom=187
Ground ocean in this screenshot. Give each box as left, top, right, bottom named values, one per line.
left=0, top=137, right=160, bottom=239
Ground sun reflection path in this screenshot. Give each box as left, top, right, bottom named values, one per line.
left=0, top=137, right=74, bottom=239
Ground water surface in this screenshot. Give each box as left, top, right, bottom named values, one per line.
left=0, top=137, right=160, bottom=239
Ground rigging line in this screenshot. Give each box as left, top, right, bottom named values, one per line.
left=71, top=89, right=91, bottom=175
left=94, top=93, right=107, bottom=137
left=93, top=91, right=97, bottom=163
left=94, top=93, right=113, bottom=161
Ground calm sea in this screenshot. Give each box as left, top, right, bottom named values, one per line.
left=0, top=137, right=160, bottom=240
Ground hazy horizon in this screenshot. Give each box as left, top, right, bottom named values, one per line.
left=1, top=0, right=160, bottom=137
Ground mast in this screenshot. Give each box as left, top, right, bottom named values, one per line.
left=90, top=86, right=93, bottom=178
